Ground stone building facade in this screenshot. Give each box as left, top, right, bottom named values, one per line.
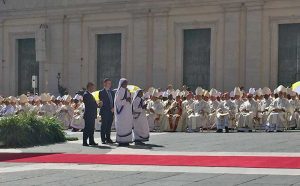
left=0, top=0, right=300, bottom=96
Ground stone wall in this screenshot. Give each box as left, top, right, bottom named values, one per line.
left=0, top=0, right=300, bottom=95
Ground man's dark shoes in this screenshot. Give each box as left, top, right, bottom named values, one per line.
left=82, top=143, right=89, bottom=146
left=89, top=142, right=98, bottom=146
left=107, top=139, right=114, bottom=144
left=102, top=141, right=107, bottom=144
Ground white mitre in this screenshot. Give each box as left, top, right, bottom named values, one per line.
left=277, top=85, right=286, bottom=93
left=255, top=88, right=262, bottom=96
left=195, top=87, right=204, bottom=96
left=262, top=87, right=271, bottom=95
left=248, top=88, right=256, bottom=95
left=233, top=87, right=242, bottom=96
left=209, top=88, right=218, bottom=97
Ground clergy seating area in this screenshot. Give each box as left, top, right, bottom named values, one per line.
left=0, top=84, right=299, bottom=134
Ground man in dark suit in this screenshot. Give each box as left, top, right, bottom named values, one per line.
left=99, top=78, right=115, bottom=144
left=82, top=82, right=98, bottom=146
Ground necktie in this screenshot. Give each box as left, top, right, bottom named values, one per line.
left=107, top=90, right=113, bottom=108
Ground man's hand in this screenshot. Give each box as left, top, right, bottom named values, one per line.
left=98, top=101, right=103, bottom=108
left=111, top=108, right=114, bottom=113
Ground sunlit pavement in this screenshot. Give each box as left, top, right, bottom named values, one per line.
left=1, top=131, right=300, bottom=186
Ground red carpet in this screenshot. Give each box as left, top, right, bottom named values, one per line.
left=0, top=153, right=300, bottom=169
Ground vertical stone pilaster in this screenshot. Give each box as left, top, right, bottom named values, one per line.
left=222, top=3, right=242, bottom=91
left=67, top=15, right=82, bottom=94
left=152, top=9, right=169, bottom=89
left=238, top=4, right=247, bottom=87
left=0, top=20, right=3, bottom=95
left=245, top=3, right=263, bottom=89
left=48, top=16, right=64, bottom=95
left=131, top=10, right=148, bottom=87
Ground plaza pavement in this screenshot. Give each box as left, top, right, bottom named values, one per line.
left=0, top=130, right=300, bottom=186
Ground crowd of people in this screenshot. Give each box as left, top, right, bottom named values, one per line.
left=1, top=78, right=300, bottom=145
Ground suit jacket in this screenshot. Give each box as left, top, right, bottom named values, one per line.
left=83, top=91, right=98, bottom=120
left=99, top=88, right=115, bottom=116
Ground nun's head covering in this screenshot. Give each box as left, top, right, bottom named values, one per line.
left=117, top=78, right=128, bottom=90
left=133, top=89, right=143, bottom=101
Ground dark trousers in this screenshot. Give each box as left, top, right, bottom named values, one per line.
left=83, top=117, right=96, bottom=144
left=100, top=112, right=113, bottom=142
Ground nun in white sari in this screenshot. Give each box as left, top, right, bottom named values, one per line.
left=114, top=78, right=133, bottom=146
left=132, top=89, right=150, bottom=144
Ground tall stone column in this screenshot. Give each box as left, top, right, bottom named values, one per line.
left=0, top=20, right=3, bottom=95
left=48, top=16, right=64, bottom=95
left=131, top=10, right=148, bottom=87
left=244, top=2, right=264, bottom=88
left=67, top=15, right=82, bottom=94
left=222, top=3, right=242, bottom=91
left=152, top=9, right=169, bottom=89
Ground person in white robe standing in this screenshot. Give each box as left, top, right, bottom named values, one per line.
left=114, top=78, right=133, bottom=146
left=132, top=89, right=150, bottom=145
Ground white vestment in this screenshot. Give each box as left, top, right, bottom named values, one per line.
left=146, top=99, right=164, bottom=131
left=114, top=80, right=133, bottom=143
left=181, top=99, right=194, bottom=131
left=188, top=99, right=210, bottom=130
left=267, top=97, right=291, bottom=131
left=288, top=99, right=300, bottom=129
left=238, top=99, right=258, bottom=130
left=71, top=103, right=85, bottom=130
left=208, top=100, right=220, bottom=129
left=132, top=93, right=150, bottom=142
left=260, top=98, right=273, bottom=127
